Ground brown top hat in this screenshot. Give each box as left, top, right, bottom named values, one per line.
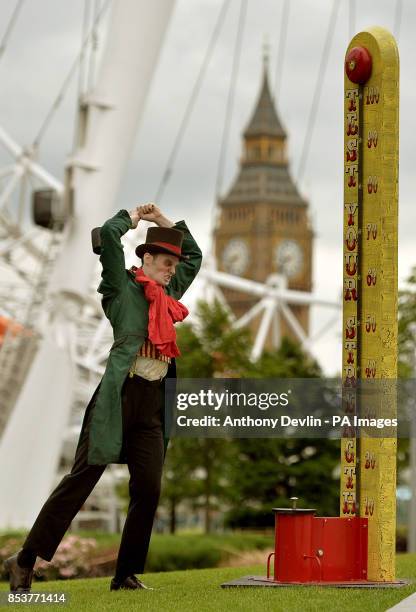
left=135, top=226, right=188, bottom=260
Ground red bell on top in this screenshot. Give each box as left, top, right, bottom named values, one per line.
left=345, top=46, right=372, bottom=84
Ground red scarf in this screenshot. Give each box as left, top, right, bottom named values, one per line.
left=134, top=267, right=189, bottom=358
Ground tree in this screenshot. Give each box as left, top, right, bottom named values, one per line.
left=246, top=336, right=322, bottom=378
left=161, top=299, right=340, bottom=531
left=176, top=299, right=252, bottom=378
left=223, top=336, right=340, bottom=525
left=398, top=266, right=416, bottom=378
left=159, top=438, right=202, bottom=533
left=396, top=267, right=416, bottom=473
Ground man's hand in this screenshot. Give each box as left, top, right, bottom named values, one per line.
left=137, top=203, right=174, bottom=228
left=137, top=203, right=162, bottom=222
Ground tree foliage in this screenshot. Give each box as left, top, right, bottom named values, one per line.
left=176, top=299, right=252, bottom=378
left=398, top=266, right=416, bottom=378
left=397, top=267, right=416, bottom=473
left=161, top=299, right=339, bottom=531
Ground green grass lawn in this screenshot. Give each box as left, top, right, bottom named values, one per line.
left=0, top=531, right=273, bottom=575
left=1, top=554, right=415, bottom=612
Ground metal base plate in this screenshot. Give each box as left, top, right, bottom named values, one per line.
left=221, top=575, right=409, bottom=588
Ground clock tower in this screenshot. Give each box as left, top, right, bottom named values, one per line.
left=214, top=58, right=313, bottom=345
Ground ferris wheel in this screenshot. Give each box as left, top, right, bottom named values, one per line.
left=0, top=0, right=176, bottom=529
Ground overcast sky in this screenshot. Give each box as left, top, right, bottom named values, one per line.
left=0, top=0, right=414, bottom=374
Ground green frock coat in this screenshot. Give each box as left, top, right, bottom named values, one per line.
left=76, top=209, right=202, bottom=465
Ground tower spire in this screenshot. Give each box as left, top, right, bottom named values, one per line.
left=263, top=34, right=270, bottom=74
left=243, top=44, right=286, bottom=140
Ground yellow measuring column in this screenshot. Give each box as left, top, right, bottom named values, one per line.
left=341, top=27, right=399, bottom=581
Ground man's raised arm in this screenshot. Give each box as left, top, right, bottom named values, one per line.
left=98, top=207, right=139, bottom=298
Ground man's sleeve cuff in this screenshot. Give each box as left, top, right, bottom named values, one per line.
left=120, top=209, right=133, bottom=228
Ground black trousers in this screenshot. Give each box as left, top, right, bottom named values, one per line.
left=23, top=374, right=165, bottom=577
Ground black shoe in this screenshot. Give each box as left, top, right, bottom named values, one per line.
left=4, top=551, right=34, bottom=592
left=110, top=575, right=153, bottom=590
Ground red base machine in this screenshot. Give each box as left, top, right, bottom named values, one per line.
left=221, top=499, right=407, bottom=588
left=266, top=498, right=368, bottom=585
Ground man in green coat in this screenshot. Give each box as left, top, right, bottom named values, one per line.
left=5, top=203, right=202, bottom=592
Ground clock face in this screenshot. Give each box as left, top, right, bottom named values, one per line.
left=275, top=240, right=303, bottom=278
left=222, top=239, right=249, bottom=275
